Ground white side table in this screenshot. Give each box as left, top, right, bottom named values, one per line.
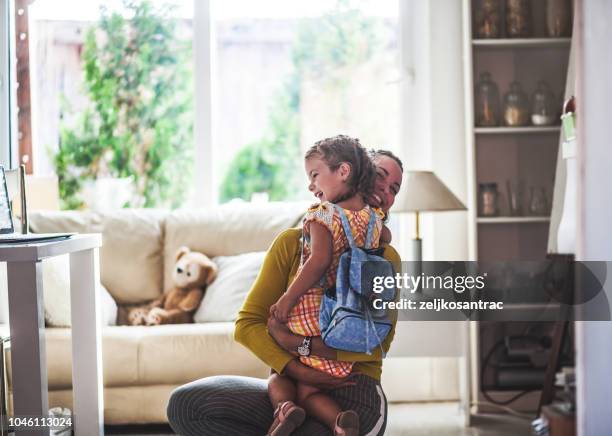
left=0, top=234, right=103, bottom=436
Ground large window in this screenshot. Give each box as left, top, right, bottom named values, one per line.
left=28, top=0, right=194, bottom=209
left=212, top=0, right=401, bottom=203
left=21, top=0, right=401, bottom=209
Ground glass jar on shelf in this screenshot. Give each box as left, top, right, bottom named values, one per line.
left=506, top=0, right=531, bottom=38
left=506, top=179, right=524, bottom=216
left=474, top=0, right=501, bottom=38
left=475, top=72, right=501, bottom=127
left=546, top=0, right=572, bottom=37
left=531, top=81, right=558, bottom=126
left=503, top=81, right=530, bottom=127
left=479, top=183, right=500, bottom=217
left=528, top=186, right=549, bottom=216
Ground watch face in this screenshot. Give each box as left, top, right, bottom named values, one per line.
left=297, top=345, right=309, bottom=357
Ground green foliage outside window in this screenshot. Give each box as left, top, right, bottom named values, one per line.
left=54, top=0, right=193, bottom=209
left=219, top=0, right=383, bottom=203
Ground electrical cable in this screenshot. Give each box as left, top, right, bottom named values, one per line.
left=480, top=336, right=541, bottom=406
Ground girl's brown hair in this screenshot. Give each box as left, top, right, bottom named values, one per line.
left=305, top=135, right=376, bottom=202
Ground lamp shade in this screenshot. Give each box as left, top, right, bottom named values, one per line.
left=392, top=171, right=466, bottom=213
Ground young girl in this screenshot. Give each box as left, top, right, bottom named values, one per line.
left=266, top=135, right=389, bottom=436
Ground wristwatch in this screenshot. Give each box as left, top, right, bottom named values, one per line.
left=297, top=336, right=312, bottom=357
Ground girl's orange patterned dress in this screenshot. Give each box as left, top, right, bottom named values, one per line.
left=286, top=201, right=384, bottom=377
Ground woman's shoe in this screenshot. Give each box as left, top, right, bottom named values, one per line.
left=267, top=400, right=306, bottom=436
left=334, top=410, right=360, bottom=436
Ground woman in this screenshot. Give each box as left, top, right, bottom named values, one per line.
left=167, top=150, right=403, bottom=436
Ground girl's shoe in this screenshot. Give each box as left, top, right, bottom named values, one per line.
left=267, top=401, right=306, bottom=436
left=334, top=410, right=360, bottom=436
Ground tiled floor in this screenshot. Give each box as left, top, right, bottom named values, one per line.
left=105, top=402, right=533, bottom=435
left=385, top=402, right=533, bottom=436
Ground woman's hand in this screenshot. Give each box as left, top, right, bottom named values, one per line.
left=282, top=360, right=357, bottom=390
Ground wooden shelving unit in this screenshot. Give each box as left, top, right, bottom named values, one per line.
left=463, top=0, right=573, bottom=416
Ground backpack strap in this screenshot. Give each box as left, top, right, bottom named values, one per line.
left=364, top=306, right=388, bottom=358
left=365, top=207, right=377, bottom=249
left=334, top=205, right=356, bottom=248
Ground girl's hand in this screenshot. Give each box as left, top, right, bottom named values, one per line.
left=270, top=293, right=296, bottom=323
left=283, top=360, right=358, bottom=390
left=381, top=225, right=392, bottom=244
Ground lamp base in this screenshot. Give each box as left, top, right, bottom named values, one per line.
left=408, top=238, right=423, bottom=292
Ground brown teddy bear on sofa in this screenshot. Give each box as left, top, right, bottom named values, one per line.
left=125, top=246, right=218, bottom=325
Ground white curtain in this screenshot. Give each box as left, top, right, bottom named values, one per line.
left=547, top=31, right=577, bottom=255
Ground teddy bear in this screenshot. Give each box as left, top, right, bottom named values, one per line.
left=125, top=246, right=218, bottom=326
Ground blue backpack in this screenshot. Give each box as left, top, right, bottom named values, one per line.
left=319, top=205, right=397, bottom=354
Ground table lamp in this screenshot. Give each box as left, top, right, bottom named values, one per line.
left=391, top=170, right=466, bottom=261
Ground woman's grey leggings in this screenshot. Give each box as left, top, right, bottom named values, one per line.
left=167, top=374, right=387, bottom=435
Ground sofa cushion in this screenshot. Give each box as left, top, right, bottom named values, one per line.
left=163, top=202, right=306, bottom=291
left=29, top=210, right=165, bottom=303
left=44, top=323, right=268, bottom=389
left=46, top=327, right=140, bottom=389
left=41, top=255, right=117, bottom=327
left=137, top=323, right=268, bottom=384
left=0, top=258, right=117, bottom=328
left=194, top=252, right=266, bottom=323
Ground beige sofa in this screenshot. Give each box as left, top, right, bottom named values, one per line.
left=0, top=202, right=306, bottom=424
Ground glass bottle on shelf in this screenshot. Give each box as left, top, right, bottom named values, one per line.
left=474, top=0, right=501, bottom=38
left=546, top=0, right=572, bottom=37
left=531, top=81, right=557, bottom=126
left=506, top=0, right=531, bottom=38
left=506, top=180, right=524, bottom=216
left=528, top=186, right=549, bottom=216
left=475, top=72, right=501, bottom=127
left=503, top=81, right=530, bottom=127
left=479, top=183, right=500, bottom=217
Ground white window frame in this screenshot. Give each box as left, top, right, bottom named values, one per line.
left=192, top=0, right=215, bottom=207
